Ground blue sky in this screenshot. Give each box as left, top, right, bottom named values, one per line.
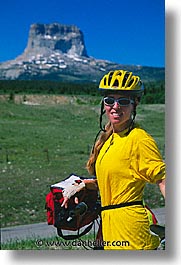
left=0, top=0, right=165, bottom=67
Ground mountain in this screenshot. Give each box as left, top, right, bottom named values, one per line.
left=0, top=23, right=164, bottom=83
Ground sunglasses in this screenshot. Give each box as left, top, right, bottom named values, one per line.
left=103, top=97, right=134, bottom=107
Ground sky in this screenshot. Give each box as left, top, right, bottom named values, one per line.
left=0, top=0, right=165, bottom=67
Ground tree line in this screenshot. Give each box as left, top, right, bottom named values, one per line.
left=0, top=80, right=165, bottom=104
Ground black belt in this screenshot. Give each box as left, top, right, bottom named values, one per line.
left=101, top=200, right=143, bottom=211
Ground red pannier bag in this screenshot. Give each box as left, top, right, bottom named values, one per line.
left=45, top=174, right=101, bottom=240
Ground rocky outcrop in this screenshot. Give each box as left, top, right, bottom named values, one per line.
left=0, top=23, right=164, bottom=82
left=25, top=23, right=88, bottom=58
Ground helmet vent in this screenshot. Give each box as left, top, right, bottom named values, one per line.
left=113, top=79, right=119, bottom=87
left=122, top=72, right=130, bottom=87
left=128, top=79, right=134, bottom=87
left=108, top=71, right=114, bottom=86
left=103, top=77, right=107, bottom=86
left=117, top=72, right=122, bottom=76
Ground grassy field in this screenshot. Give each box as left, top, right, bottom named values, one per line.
left=0, top=95, right=165, bottom=228
left=1, top=234, right=96, bottom=250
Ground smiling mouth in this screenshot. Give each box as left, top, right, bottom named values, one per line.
left=112, top=112, right=122, bottom=117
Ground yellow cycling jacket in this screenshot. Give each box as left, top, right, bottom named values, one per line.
left=95, top=126, right=165, bottom=250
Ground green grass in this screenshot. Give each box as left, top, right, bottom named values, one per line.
left=0, top=95, right=165, bottom=228
left=1, top=234, right=96, bottom=250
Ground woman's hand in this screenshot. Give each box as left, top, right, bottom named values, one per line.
left=61, top=178, right=98, bottom=208
left=61, top=196, right=79, bottom=208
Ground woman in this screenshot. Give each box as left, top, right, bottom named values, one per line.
left=62, top=69, right=165, bottom=250
left=86, top=69, right=165, bottom=250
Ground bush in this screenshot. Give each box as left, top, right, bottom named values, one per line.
left=0, top=80, right=165, bottom=104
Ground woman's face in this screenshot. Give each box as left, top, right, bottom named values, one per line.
left=104, top=94, right=134, bottom=132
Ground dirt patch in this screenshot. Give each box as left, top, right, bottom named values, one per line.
left=0, top=94, right=74, bottom=105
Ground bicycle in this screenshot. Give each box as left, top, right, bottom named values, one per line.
left=150, top=224, right=165, bottom=250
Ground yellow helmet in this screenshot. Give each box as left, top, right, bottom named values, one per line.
left=99, top=69, right=144, bottom=96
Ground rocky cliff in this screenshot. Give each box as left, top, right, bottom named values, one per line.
left=0, top=23, right=164, bottom=82
left=25, top=23, right=88, bottom=58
